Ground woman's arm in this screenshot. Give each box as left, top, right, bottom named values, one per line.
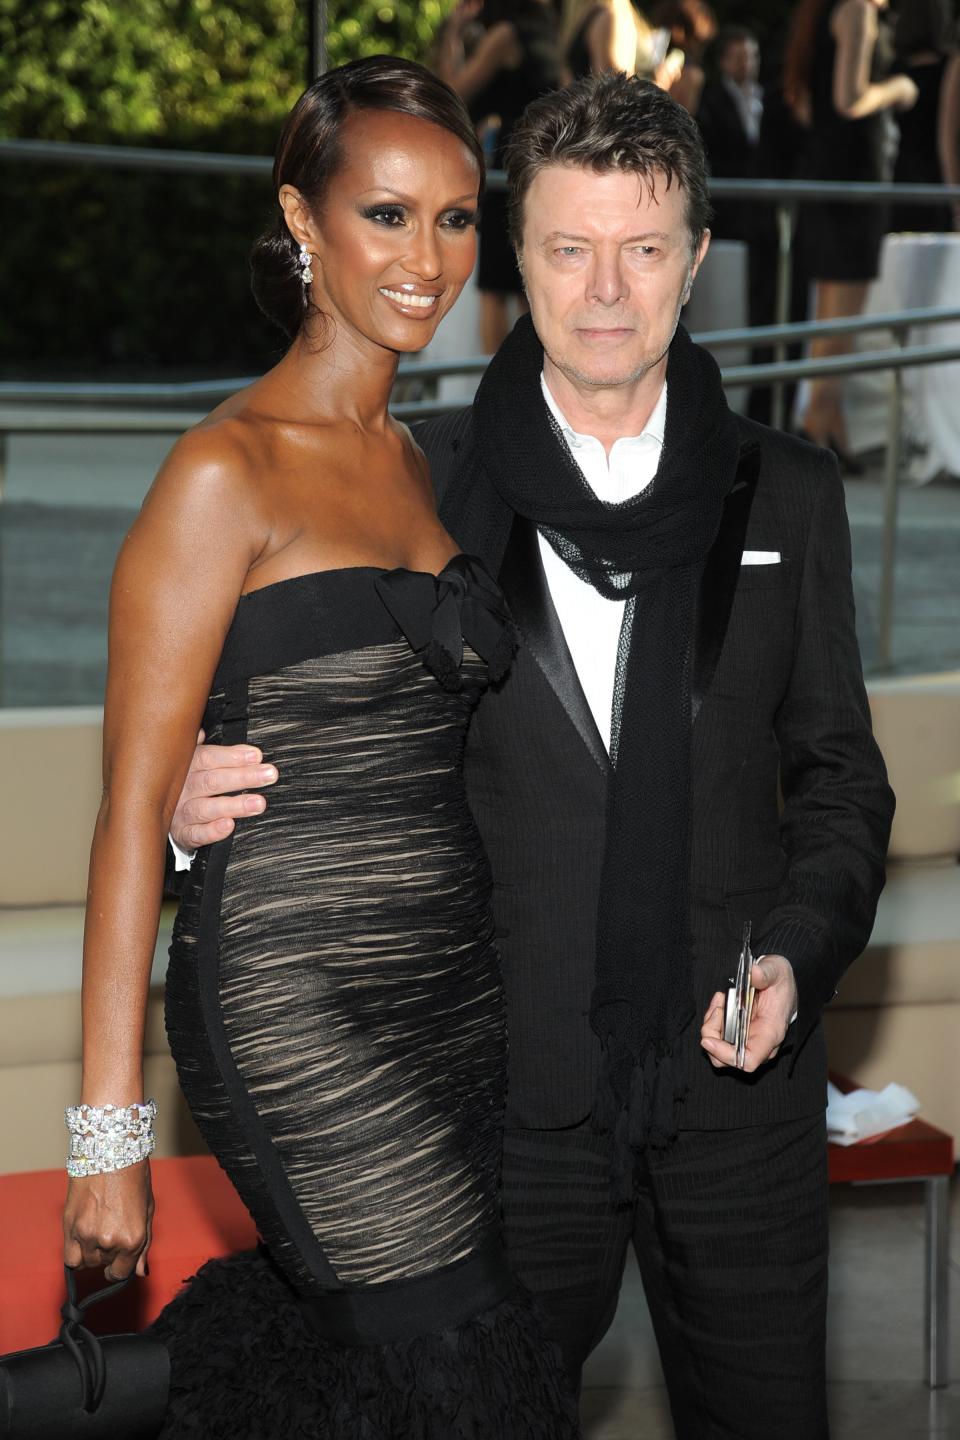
left=63, top=424, right=265, bottom=1279
left=583, top=5, right=617, bottom=73
left=832, top=0, right=918, bottom=119
left=938, top=52, right=960, bottom=228
left=437, top=5, right=522, bottom=104
left=667, top=61, right=704, bottom=115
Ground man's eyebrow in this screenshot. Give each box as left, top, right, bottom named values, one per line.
left=540, top=230, right=673, bottom=243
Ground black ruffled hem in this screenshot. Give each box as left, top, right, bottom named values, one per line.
left=150, top=1249, right=581, bottom=1439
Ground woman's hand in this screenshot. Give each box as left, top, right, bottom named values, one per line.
left=63, top=1161, right=154, bottom=1281
left=890, top=73, right=919, bottom=112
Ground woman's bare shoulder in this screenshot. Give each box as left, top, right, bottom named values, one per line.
left=152, top=390, right=274, bottom=509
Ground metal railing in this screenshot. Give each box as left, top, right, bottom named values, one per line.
left=4, top=137, right=960, bottom=203
left=4, top=304, right=958, bottom=407
left=2, top=310, right=959, bottom=673
left=5, top=134, right=960, bottom=428
left=3, top=138, right=960, bottom=679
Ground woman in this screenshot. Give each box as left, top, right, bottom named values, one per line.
left=785, top=0, right=917, bottom=465
left=890, top=0, right=954, bottom=233
left=61, top=55, right=580, bottom=1438
left=938, top=26, right=960, bottom=232
left=437, top=0, right=561, bottom=354
left=649, top=0, right=718, bottom=112
left=562, top=0, right=665, bottom=81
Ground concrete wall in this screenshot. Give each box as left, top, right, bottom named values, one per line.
left=1, top=677, right=958, bottom=1171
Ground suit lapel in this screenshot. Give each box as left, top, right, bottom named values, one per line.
left=499, top=514, right=610, bottom=775
left=495, top=439, right=759, bottom=747
left=690, top=440, right=761, bottom=723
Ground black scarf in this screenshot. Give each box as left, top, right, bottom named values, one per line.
left=441, top=315, right=743, bottom=1198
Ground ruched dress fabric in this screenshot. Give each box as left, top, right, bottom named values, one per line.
left=152, top=556, right=580, bottom=1439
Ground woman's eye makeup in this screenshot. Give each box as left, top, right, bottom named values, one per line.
left=358, top=203, right=477, bottom=230
left=441, top=208, right=478, bottom=230
left=360, top=203, right=407, bottom=226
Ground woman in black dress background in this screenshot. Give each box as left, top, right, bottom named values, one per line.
left=62, top=55, right=580, bottom=1438
left=438, top=0, right=561, bottom=354
left=890, top=0, right=955, bottom=233
left=784, top=0, right=917, bottom=465
left=563, top=0, right=670, bottom=81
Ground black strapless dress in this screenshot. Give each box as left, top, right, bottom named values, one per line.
left=152, top=556, right=580, bottom=1438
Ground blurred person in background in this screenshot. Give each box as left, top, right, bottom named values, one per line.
left=746, top=18, right=814, bottom=425
left=938, top=23, right=960, bottom=229
left=698, top=25, right=777, bottom=421
left=697, top=25, right=763, bottom=241
left=649, top=0, right=718, bottom=112
left=562, top=0, right=682, bottom=85
left=438, top=0, right=562, bottom=353
left=889, top=0, right=955, bottom=232
left=785, top=0, right=917, bottom=469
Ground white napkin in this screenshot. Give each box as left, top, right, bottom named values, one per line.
left=826, top=1081, right=921, bottom=1145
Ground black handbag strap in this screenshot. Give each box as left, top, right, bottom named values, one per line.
left=59, top=1265, right=134, bottom=1413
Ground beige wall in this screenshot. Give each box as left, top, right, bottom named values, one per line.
left=1, top=683, right=958, bottom=1172
left=1, top=707, right=103, bottom=906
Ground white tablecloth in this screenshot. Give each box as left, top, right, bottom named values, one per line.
left=847, top=233, right=960, bottom=480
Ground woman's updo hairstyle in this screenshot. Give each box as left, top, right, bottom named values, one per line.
left=250, top=55, right=485, bottom=340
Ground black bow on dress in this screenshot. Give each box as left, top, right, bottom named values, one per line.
left=374, top=554, right=518, bottom=692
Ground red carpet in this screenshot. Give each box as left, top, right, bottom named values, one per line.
left=0, top=1155, right=256, bottom=1350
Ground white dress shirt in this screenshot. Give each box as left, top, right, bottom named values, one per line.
left=721, top=74, right=763, bottom=146
left=538, top=374, right=667, bottom=753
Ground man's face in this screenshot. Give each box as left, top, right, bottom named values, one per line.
left=721, top=37, right=759, bottom=86
left=518, top=164, right=709, bottom=394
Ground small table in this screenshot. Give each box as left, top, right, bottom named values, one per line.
left=828, top=1071, right=954, bottom=1388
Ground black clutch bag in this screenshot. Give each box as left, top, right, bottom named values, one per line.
left=0, top=1265, right=169, bottom=1439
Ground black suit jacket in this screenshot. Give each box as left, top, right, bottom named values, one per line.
left=414, top=407, right=894, bottom=1131
left=697, top=78, right=758, bottom=242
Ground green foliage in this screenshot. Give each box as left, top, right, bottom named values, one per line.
left=0, top=0, right=303, bottom=148
left=0, top=1, right=460, bottom=374
left=0, top=1, right=458, bottom=148
left=326, top=1, right=454, bottom=70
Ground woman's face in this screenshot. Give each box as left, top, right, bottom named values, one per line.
left=300, top=108, right=481, bottom=355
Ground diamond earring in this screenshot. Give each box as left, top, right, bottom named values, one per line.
left=298, top=243, right=313, bottom=287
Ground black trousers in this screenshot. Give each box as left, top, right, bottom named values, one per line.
left=500, top=1113, right=830, bottom=1440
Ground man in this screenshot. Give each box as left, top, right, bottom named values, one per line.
left=170, top=75, right=893, bottom=1438
left=696, top=26, right=763, bottom=242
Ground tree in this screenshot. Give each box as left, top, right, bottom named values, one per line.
left=0, top=1, right=455, bottom=149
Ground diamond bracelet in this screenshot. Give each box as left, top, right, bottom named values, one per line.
left=65, top=1099, right=157, bottom=1178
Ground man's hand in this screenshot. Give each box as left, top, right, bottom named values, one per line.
left=170, top=729, right=278, bottom=852
left=700, top=955, right=798, bottom=1073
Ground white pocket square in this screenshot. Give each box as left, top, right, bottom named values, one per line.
left=741, top=550, right=781, bottom=565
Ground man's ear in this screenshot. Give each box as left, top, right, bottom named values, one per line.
left=684, top=228, right=711, bottom=301
left=690, top=228, right=711, bottom=283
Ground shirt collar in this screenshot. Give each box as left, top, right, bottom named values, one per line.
left=540, top=371, right=668, bottom=449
